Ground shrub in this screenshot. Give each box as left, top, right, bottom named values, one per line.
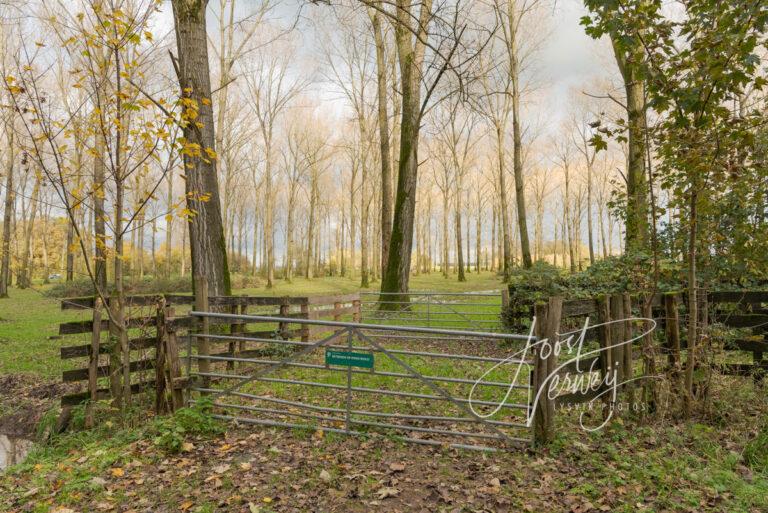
left=152, top=398, right=224, bottom=454
left=45, top=275, right=193, bottom=298
left=743, top=421, right=768, bottom=473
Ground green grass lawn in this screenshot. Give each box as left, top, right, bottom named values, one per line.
left=0, top=272, right=505, bottom=379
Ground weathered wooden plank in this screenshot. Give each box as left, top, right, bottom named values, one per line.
left=720, top=362, right=768, bottom=376
left=61, top=336, right=156, bottom=359
left=313, top=306, right=356, bottom=319
left=715, top=314, right=768, bottom=328
left=561, top=299, right=598, bottom=318
left=61, top=380, right=156, bottom=406
left=724, top=338, right=768, bottom=352
left=558, top=355, right=602, bottom=374
left=60, top=296, right=96, bottom=310
left=306, top=293, right=360, bottom=305
left=555, top=385, right=607, bottom=407
left=62, top=358, right=156, bottom=383
left=709, top=291, right=768, bottom=304
left=59, top=316, right=159, bottom=335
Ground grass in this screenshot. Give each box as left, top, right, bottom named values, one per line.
left=0, top=271, right=506, bottom=379
left=2, top=272, right=768, bottom=512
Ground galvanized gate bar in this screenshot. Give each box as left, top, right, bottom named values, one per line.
left=194, top=393, right=528, bottom=427
left=193, top=333, right=530, bottom=365
left=189, top=353, right=527, bottom=389
left=188, top=309, right=535, bottom=450
left=189, top=311, right=533, bottom=341
left=192, top=378, right=529, bottom=409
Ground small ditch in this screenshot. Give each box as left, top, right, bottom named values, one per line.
left=0, top=435, right=33, bottom=470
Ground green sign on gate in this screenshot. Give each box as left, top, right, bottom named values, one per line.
left=325, top=349, right=374, bottom=369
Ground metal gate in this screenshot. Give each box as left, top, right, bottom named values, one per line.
left=360, top=291, right=504, bottom=332
left=187, top=311, right=536, bottom=451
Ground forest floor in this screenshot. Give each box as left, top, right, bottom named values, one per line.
left=1, top=273, right=767, bottom=512
left=0, top=375, right=766, bottom=513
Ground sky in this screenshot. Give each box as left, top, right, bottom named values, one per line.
left=148, top=0, right=615, bottom=127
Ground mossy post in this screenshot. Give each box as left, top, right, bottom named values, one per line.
left=596, top=295, right=612, bottom=421
left=641, top=295, right=657, bottom=413
left=663, top=293, right=681, bottom=371
left=532, top=296, right=562, bottom=446
left=194, top=275, right=210, bottom=393
left=86, top=298, right=102, bottom=428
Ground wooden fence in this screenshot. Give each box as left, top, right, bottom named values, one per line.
left=58, top=288, right=361, bottom=413
left=528, top=289, right=767, bottom=443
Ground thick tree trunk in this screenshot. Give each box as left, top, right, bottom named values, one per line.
left=171, top=0, right=231, bottom=295
left=380, top=0, right=431, bottom=304
left=370, top=9, right=393, bottom=277
left=611, top=39, right=649, bottom=252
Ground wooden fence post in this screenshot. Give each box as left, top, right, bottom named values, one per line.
left=227, top=302, right=239, bottom=371
left=155, top=298, right=168, bottom=414
left=279, top=298, right=290, bottom=339
left=238, top=299, right=247, bottom=361
left=107, top=296, right=121, bottom=406
left=194, top=276, right=210, bottom=392
left=300, top=300, right=311, bottom=342
left=596, top=295, right=613, bottom=420
left=352, top=297, right=361, bottom=322
left=333, top=301, right=342, bottom=322
left=623, top=293, right=634, bottom=405
left=165, top=308, right=184, bottom=411
left=533, top=296, right=562, bottom=446
left=610, top=295, right=626, bottom=389
left=86, top=298, right=102, bottom=428
left=664, top=293, right=681, bottom=371
left=641, top=295, right=657, bottom=413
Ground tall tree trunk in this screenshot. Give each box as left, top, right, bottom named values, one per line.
left=442, top=193, right=449, bottom=277
left=496, top=125, right=512, bottom=280
left=370, top=8, right=393, bottom=276
left=306, top=169, right=318, bottom=279
left=0, top=127, right=14, bottom=298
left=165, top=169, right=173, bottom=278
left=380, top=0, right=431, bottom=304
left=171, top=0, right=231, bottom=295
left=475, top=199, right=481, bottom=273
left=455, top=189, right=465, bottom=282
left=508, top=6, right=532, bottom=268
left=360, top=158, right=370, bottom=287
left=18, top=175, right=40, bottom=289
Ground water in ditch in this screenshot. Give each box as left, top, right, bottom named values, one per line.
left=0, top=434, right=33, bottom=470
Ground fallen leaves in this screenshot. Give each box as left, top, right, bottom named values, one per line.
left=109, top=467, right=124, bottom=478
left=212, top=463, right=231, bottom=474
left=389, top=462, right=406, bottom=472
left=376, top=486, right=400, bottom=499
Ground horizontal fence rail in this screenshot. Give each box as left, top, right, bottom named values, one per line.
left=359, top=290, right=505, bottom=333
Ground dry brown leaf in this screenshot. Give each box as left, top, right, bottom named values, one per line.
left=376, top=487, right=400, bottom=499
